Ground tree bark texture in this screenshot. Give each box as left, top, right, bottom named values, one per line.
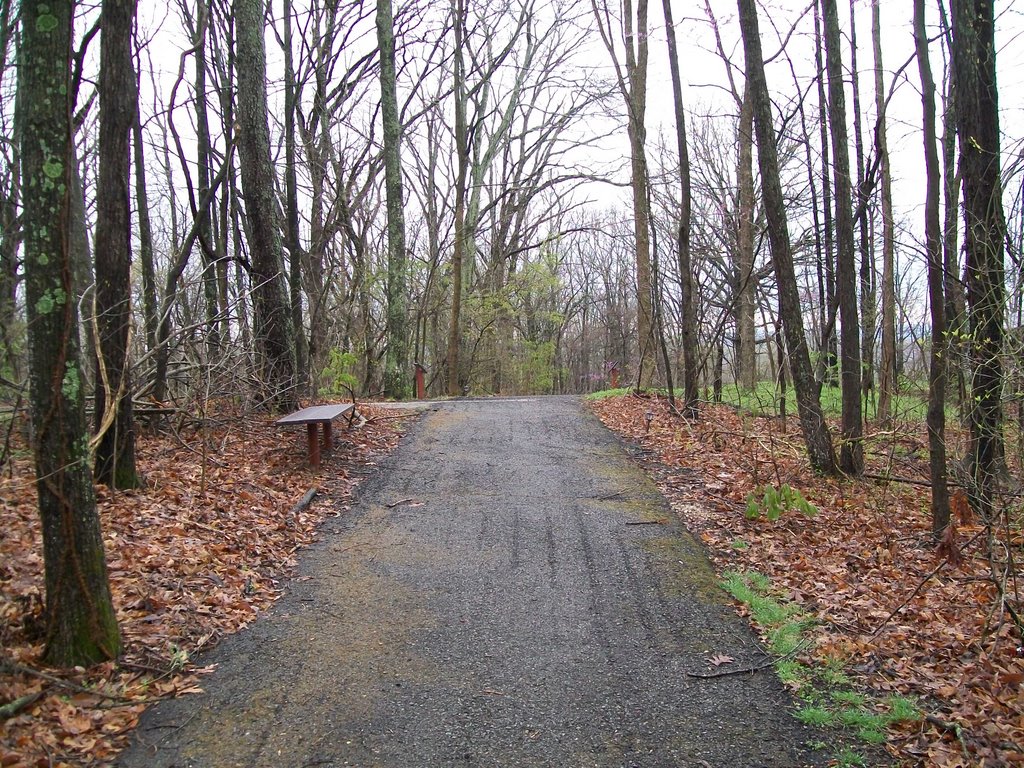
left=624, top=0, right=656, bottom=389
left=913, top=0, right=951, bottom=536
left=283, top=0, right=310, bottom=396
left=952, top=0, right=1006, bottom=514
left=378, top=0, right=410, bottom=400
left=822, top=0, right=863, bottom=474
left=447, top=0, right=469, bottom=396
left=235, top=0, right=298, bottom=412
left=736, top=87, right=756, bottom=391
left=873, top=0, right=897, bottom=424
left=737, top=0, right=837, bottom=475
left=132, top=111, right=158, bottom=353
left=19, top=0, right=121, bottom=666
left=661, top=0, right=697, bottom=415
left=94, top=0, right=140, bottom=489
left=848, top=0, right=875, bottom=408
left=813, top=0, right=837, bottom=383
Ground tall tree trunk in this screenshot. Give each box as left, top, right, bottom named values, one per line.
left=132, top=110, right=158, bottom=354
left=737, top=0, right=837, bottom=475
left=814, top=0, right=837, bottom=383
left=874, top=0, right=897, bottom=424
left=952, top=0, right=1006, bottom=515
left=913, top=0, right=950, bottom=536
left=940, top=2, right=967, bottom=409
left=93, top=0, right=140, bottom=489
left=0, top=0, right=18, bottom=376
left=849, top=0, right=875, bottom=411
left=282, top=0, right=309, bottom=396
left=192, top=1, right=221, bottom=355
left=822, top=0, right=863, bottom=474
left=19, top=0, right=121, bottom=666
left=378, top=0, right=410, bottom=400
left=623, top=0, right=655, bottom=388
left=235, top=0, right=297, bottom=412
left=736, top=87, right=756, bottom=391
left=447, top=0, right=468, bottom=396
left=660, top=0, right=697, bottom=414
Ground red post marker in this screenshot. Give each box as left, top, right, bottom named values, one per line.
left=415, top=363, right=427, bottom=400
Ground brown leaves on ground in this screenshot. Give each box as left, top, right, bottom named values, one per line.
left=0, top=402, right=410, bottom=768
left=590, top=394, right=1024, bottom=767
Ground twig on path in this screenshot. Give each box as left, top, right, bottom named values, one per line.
left=687, top=641, right=810, bottom=680
left=386, top=497, right=415, bottom=508
left=594, top=489, right=626, bottom=501
left=479, top=688, right=507, bottom=696
left=366, top=413, right=417, bottom=422
left=625, top=519, right=666, bottom=526
left=685, top=657, right=776, bottom=679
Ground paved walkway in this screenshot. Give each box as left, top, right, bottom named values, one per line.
left=118, top=397, right=822, bottom=768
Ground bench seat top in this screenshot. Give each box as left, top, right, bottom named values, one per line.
left=275, top=403, right=354, bottom=425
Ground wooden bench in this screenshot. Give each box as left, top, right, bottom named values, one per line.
left=275, top=403, right=354, bottom=468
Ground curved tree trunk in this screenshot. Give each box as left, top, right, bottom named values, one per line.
left=737, top=0, right=837, bottom=475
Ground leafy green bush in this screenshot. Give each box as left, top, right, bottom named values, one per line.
left=319, top=349, right=359, bottom=396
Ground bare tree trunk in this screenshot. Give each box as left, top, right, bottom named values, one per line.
left=736, top=87, right=756, bottom=391
left=19, top=0, right=121, bottom=666
left=378, top=0, right=410, bottom=400
left=874, top=0, right=897, bottom=424
left=447, top=0, right=468, bottom=396
left=849, top=0, right=876, bottom=413
left=132, top=110, right=157, bottom=354
left=282, top=0, right=309, bottom=396
left=93, top=0, right=140, bottom=488
left=623, top=0, right=656, bottom=388
left=192, top=1, right=220, bottom=355
left=814, top=0, right=837, bottom=383
left=737, top=0, right=837, bottom=475
left=913, top=0, right=951, bottom=536
left=940, top=1, right=967, bottom=410
left=660, top=0, right=697, bottom=414
left=822, top=0, right=863, bottom=474
left=235, top=0, right=297, bottom=412
left=0, top=1, right=19, bottom=377
left=952, top=0, right=1006, bottom=516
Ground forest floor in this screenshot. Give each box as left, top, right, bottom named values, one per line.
left=589, top=392, right=1024, bottom=767
left=0, top=401, right=409, bottom=767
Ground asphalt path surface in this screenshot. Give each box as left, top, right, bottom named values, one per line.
left=118, top=396, right=824, bottom=768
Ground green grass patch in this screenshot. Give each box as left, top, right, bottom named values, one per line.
left=722, top=569, right=922, bottom=763
left=833, top=746, right=868, bottom=767
left=584, top=387, right=633, bottom=401
left=711, top=379, right=950, bottom=422
left=797, top=705, right=837, bottom=727
left=729, top=538, right=749, bottom=550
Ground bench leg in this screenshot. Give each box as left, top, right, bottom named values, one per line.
left=323, top=420, right=333, bottom=452
left=307, top=423, right=321, bottom=468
